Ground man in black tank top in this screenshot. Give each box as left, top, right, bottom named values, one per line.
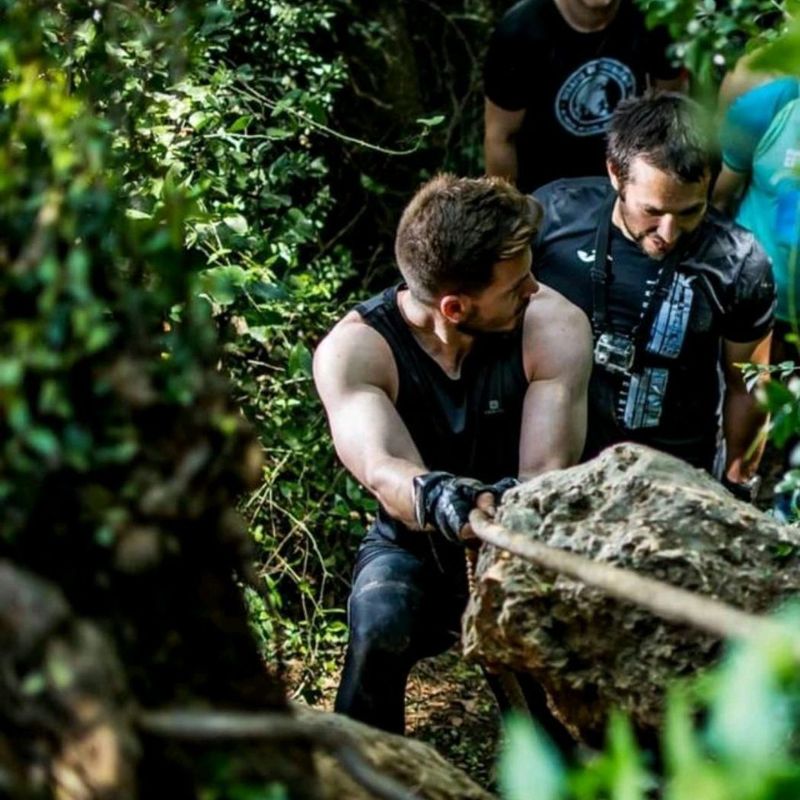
left=314, top=174, right=592, bottom=736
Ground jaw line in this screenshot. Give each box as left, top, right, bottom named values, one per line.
left=616, top=201, right=670, bottom=260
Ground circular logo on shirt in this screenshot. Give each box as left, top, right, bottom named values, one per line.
left=555, top=58, right=637, bottom=137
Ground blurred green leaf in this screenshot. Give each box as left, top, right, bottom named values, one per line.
left=499, top=713, right=565, bottom=800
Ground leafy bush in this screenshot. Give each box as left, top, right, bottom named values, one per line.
left=636, top=0, right=793, bottom=91
left=501, top=614, right=800, bottom=800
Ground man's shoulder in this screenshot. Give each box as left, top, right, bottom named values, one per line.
left=523, top=285, right=592, bottom=378
left=493, top=0, right=553, bottom=41
left=534, top=177, right=613, bottom=236
left=688, top=210, right=771, bottom=279
left=314, top=306, right=396, bottom=382
left=528, top=283, right=589, bottom=326
left=497, top=0, right=554, bottom=29
left=534, top=175, right=612, bottom=201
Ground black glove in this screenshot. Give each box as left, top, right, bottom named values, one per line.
left=413, top=471, right=519, bottom=544
left=722, top=475, right=761, bottom=504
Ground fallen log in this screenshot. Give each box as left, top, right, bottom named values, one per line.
left=462, top=443, right=800, bottom=745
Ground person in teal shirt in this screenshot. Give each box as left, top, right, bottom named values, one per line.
left=714, top=75, right=800, bottom=356
left=714, top=74, right=800, bottom=518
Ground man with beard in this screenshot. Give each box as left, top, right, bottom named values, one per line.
left=314, top=174, right=591, bottom=734
left=533, top=92, right=775, bottom=495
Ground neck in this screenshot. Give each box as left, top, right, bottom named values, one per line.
left=397, top=289, right=476, bottom=378
left=554, top=0, right=620, bottom=32
left=611, top=197, right=635, bottom=242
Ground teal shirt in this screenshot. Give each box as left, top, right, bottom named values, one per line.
left=721, top=77, right=800, bottom=322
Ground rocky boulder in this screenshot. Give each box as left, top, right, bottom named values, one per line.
left=462, top=443, right=800, bottom=745
left=294, top=705, right=495, bottom=800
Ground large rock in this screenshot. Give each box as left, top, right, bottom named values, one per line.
left=293, top=705, right=495, bottom=800
left=462, top=443, right=800, bottom=745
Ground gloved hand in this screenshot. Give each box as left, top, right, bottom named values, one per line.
left=413, top=471, right=519, bottom=544
left=722, top=475, right=761, bottom=504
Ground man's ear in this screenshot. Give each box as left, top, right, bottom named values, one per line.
left=606, top=159, right=621, bottom=192
left=440, top=294, right=470, bottom=324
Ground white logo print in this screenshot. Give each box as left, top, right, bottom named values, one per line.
left=485, top=399, right=502, bottom=415
left=577, top=249, right=596, bottom=263
left=555, top=59, right=636, bottom=137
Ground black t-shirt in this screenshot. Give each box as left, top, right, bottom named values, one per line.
left=533, top=177, right=775, bottom=471
left=484, top=0, right=678, bottom=192
left=354, top=286, right=528, bottom=555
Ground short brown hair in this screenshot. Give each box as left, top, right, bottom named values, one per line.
left=606, top=92, right=712, bottom=186
left=394, top=174, right=542, bottom=302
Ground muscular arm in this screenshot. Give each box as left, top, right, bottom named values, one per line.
left=313, top=317, right=426, bottom=529
left=722, top=334, right=771, bottom=482
left=484, top=98, right=525, bottom=184
left=518, top=288, right=593, bottom=479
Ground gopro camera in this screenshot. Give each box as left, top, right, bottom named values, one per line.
left=594, top=332, right=635, bottom=374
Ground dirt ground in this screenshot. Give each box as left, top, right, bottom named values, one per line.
left=310, top=648, right=503, bottom=791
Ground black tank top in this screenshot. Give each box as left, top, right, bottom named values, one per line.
left=355, top=285, right=528, bottom=552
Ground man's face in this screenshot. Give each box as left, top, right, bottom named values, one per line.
left=610, top=155, right=709, bottom=260
left=456, top=247, right=539, bottom=334
left=572, top=0, right=619, bottom=10
left=560, top=0, right=621, bottom=20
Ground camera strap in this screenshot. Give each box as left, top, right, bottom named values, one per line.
left=590, top=194, right=685, bottom=367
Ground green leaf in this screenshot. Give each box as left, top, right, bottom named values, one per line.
left=750, top=22, right=800, bottom=73
left=499, top=713, right=565, bottom=800
left=188, top=110, right=210, bottom=130
left=223, top=214, right=249, bottom=235
left=229, top=115, right=253, bottom=132
left=607, top=712, right=649, bottom=800
left=0, top=358, right=22, bottom=388
left=663, top=686, right=700, bottom=774
left=246, top=326, right=270, bottom=345
left=26, top=427, right=60, bottom=459
left=287, top=342, right=312, bottom=377
left=416, top=114, right=445, bottom=127
left=21, top=672, right=46, bottom=696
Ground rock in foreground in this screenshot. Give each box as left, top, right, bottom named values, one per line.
left=462, top=443, right=800, bottom=744
left=293, top=704, right=495, bottom=800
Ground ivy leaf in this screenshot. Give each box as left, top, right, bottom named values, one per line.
left=416, top=114, right=445, bottom=127
left=287, top=342, right=312, bottom=377
left=499, top=713, right=564, bottom=800
left=223, top=214, right=249, bottom=235
left=229, top=115, right=252, bottom=132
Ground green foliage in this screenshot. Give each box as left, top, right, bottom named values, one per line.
left=636, top=0, right=795, bottom=92
left=749, top=14, right=800, bottom=74
left=0, top=0, right=226, bottom=549
left=500, top=713, right=565, bottom=800
left=500, top=615, right=800, bottom=800
left=43, top=0, right=376, bottom=689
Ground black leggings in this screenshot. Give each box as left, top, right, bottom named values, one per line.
left=335, top=533, right=575, bottom=752
left=335, top=534, right=468, bottom=733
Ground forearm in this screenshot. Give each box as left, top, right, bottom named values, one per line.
left=484, top=138, right=517, bottom=183
left=484, top=135, right=518, bottom=183
left=364, top=456, right=426, bottom=529
left=711, top=166, right=747, bottom=216
left=723, top=389, right=768, bottom=481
